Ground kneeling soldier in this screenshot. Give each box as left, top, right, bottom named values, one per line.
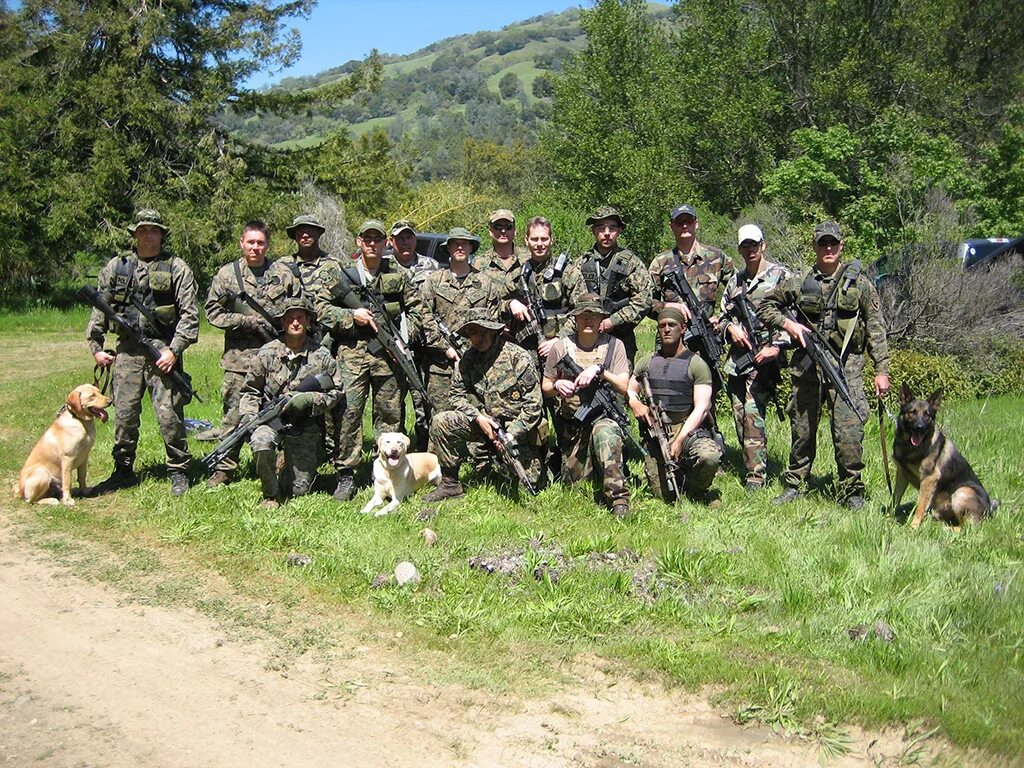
left=542, top=295, right=632, bottom=518
left=628, top=308, right=722, bottom=506
left=425, top=307, right=545, bottom=501
left=240, top=297, right=343, bottom=508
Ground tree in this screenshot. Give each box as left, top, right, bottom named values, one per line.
left=498, top=72, right=521, bottom=100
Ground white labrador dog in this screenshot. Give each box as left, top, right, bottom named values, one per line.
left=360, top=432, right=441, bottom=516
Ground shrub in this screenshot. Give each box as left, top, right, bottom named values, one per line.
left=883, top=350, right=976, bottom=402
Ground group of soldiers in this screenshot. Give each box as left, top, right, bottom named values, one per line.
left=85, top=204, right=890, bottom=516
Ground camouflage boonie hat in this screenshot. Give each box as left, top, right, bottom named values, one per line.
left=286, top=214, right=326, bottom=239
left=457, top=306, right=504, bottom=335
left=126, top=208, right=169, bottom=234
left=276, top=295, right=316, bottom=323
left=390, top=219, right=416, bottom=236
left=569, top=293, right=609, bottom=317
left=585, top=206, right=626, bottom=227
left=813, top=220, right=843, bottom=244
left=441, top=227, right=482, bottom=255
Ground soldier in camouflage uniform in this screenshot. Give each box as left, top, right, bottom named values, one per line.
left=508, top=216, right=587, bottom=367
left=201, top=221, right=302, bottom=480
left=567, top=206, right=653, bottom=367
left=278, top=214, right=340, bottom=304
left=316, top=219, right=423, bottom=502
left=759, top=221, right=890, bottom=508
left=476, top=209, right=528, bottom=281
left=87, top=209, right=198, bottom=496
left=240, top=297, right=343, bottom=508
left=542, top=295, right=632, bottom=518
left=719, top=224, right=791, bottom=491
left=424, top=307, right=545, bottom=501
left=420, top=227, right=509, bottom=411
left=628, top=308, right=722, bottom=506
left=389, top=219, right=439, bottom=450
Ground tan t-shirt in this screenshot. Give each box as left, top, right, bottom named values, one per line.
left=544, top=334, right=628, bottom=415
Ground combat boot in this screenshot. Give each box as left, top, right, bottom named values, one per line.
left=424, top=468, right=464, bottom=502
left=169, top=471, right=190, bottom=497
left=94, top=463, right=137, bottom=494
left=772, top=487, right=803, bottom=505
left=333, top=470, right=355, bottom=502
left=611, top=501, right=632, bottom=520
left=194, top=426, right=223, bottom=442
left=844, top=494, right=866, bottom=510
left=205, top=470, right=232, bottom=488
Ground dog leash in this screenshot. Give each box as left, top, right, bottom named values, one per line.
left=878, top=395, right=893, bottom=501
left=92, top=352, right=113, bottom=396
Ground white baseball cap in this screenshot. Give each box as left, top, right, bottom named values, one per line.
left=737, top=224, right=764, bottom=245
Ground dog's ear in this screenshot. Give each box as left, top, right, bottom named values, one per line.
left=899, top=382, right=914, bottom=405
left=401, top=433, right=411, bottom=450
left=928, top=388, right=943, bottom=412
left=66, top=389, right=84, bottom=417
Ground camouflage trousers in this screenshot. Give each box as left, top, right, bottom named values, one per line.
left=219, top=369, right=247, bottom=434
left=727, top=370, right=774, bottom=486
left=251, top=424, right=319, bottom=499
left=642, top=425, right=721, bottom=501
left=553, top=414, right=628, bottom=506
left=408, top=351, right=434, bottom=451
left=110, top=350, right=191, bottom=471
left=424, top=362, right=455, bottom=413
left=429, top=410, right=545, bottom=489
left=783, top=353, right=868, bottom=497
left=335, top=348, right=405, bottom=470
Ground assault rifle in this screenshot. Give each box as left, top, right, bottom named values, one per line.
left=555, top=353, right=646, bottom=458
left=201, top=373, right=333, bottom=473
left=435, top=318, right=468, bottom=359
left=493, top=425, right=537, bottom=496
left=731, top=292, right=772, bottom=377
left=641, top=375, right=681, bottom=502
left=79, top=285, right=203, bottom=404
left=661, top=268, right=725, bottom=390
left=599, top=266, right=631, bottom=315
left=339, top=281, right=429, bottom=402
left=517, top=262, right=545, bottom=341
left=788, top=309, right=867, bottom=424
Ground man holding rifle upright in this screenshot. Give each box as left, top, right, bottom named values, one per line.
left=86, top=209, right=199, bottom=497
left=759, top=221, right=890, bottom=509
left=316, top=219, right=423, bottom=502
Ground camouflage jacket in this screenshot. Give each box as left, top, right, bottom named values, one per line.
left=204, top=258, right=302, bottom=372
left=420, top=266, right=509, bottom=360
left=86, top=250, right=199, bottom=358
left=277, top=249, right=340, bottom=300
left=649, top=242, right=735, bottom=318
left=476, top=245, right=529, bottom=281
left=513, top=254, right=588, bottom=341
left=568, top=244, right=653, bottom=334
left=719, top=260, right=792, bottom=377
left=392, top=252, right=439, bottom=290
left=239, top=338, right=342, bottom=419
left=759, top=261, right=889, bottom=375
left=450, top=336, right=543, bottom=439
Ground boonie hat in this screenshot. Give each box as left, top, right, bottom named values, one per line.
left=569, top=293, right=609, bottom=317
left=813, top=221, right=843, bottom=244
left=390, top=220, right=416, bottom=236
left=737, top=224, right=764, bottom=245
left=585, top=206, right=626, bottom=227
left=457, top=306, right=505, bottom=335
left=358, top=219, right=388, bottom=238
left=127, top=208, right=169, bottom=234
left=441, top=227, right=482, bottom=254
left=286, top=214, right=326, bottom=239
left=670, top=204, right=698, bottom=221
left=488, top=209, right=516, bottom=225
left=276, top=295, right=316, bottom=323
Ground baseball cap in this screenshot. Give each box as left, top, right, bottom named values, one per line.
left=489, top=209, right=515, bottom=225
left=390, top=220, right=416, bottom=236
left=813, top=221, right=843, bottom=244
left=358, top=219, right=388, bottom=237
left=737, top=224, right=764, bottom=245
left=670, top=205, right=698, bottom=221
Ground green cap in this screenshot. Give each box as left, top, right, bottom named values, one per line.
left=569, top=293, right=609, bottom=317
left=276, top=295, right=316, bottom=323
left=457, top=306, right=505, bottom=335
left=285, top=214, right=326, bottom=239
left=585, top=206, right=625, bottom=227
left=358, top=219, right=388, bottom=237
left=442, top=227, right=482, bottom=254
left=127, top=208, right=169, bottom=234
left=813, top=221, right=843, bottom=244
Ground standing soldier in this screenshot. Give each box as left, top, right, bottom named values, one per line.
left=759, top=221, right=890, bottom=508
left=425, top=307, right=545, bottom=501
left=278, top=214, right=339, bottom=303
left=572, top=206, right=652, bottom=367
left=508, top=216, right=587, bottom=367
left=420, top=227, right=508, bottom=412
left=240, top=297, right=343, bottom=508
left=199, top=221, right=300, bottom=468
left=627, top=308, right=722, bottom=506
left=389, top=219, right=439, bottom=450
left=87, top=209, right=199, bottom=496
left=477, top=209, right=528, bottom=281
left=542, top=296, right=632, bottom=518
left=719, top=224, right=791, bottom=491
left=316, top=219, right=423, bottom=502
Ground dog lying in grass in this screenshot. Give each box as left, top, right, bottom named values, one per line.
left=893, top=384, right=999, bottom=529
left=14, top=384, right=111, bottom=506
left=359, top=432, right=440, bottom=516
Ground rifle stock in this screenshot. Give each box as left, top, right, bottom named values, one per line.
left=493, top=426, right=537, bottom=496
left=435, top=318, right=468, bottom=359
left=641, top=375, right=681, bottom=502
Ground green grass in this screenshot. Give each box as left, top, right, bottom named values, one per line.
left=2, top=307, right=1022, bottom=759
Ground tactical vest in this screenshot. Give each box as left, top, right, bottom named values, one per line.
left=647, top=351, right=695, bottom=413
left=333, top=263, right=407, bottom=326
left=230, top=260, right=283, bottom=330
left=525, top=254, right=571, bottom=329
left=796, top=261, right=865, bottom=355
left=581, top=250, right=631, bottom=312
left=111, top=254, right=177, bottom=339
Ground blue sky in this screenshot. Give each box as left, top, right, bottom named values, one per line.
left=248, top=0, right=585, bottom=88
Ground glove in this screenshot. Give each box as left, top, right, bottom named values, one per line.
left=283, top=391, right=316, bottom=416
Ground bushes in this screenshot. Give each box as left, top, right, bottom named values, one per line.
left=878, top=339, right=1024, bottom=402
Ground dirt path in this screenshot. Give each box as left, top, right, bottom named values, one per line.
left=0, top=512, right=931, bottom=768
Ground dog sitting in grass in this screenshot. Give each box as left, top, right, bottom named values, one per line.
left=14, top=384, right=111, bottom=506
left=359, top=432, right=441, bottom=516
left=893, top=384, right=999, bottom=529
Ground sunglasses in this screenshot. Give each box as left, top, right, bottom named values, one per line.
left=490, top=223, right=514, bottom=232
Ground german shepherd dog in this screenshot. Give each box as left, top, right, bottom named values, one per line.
left=893, top=384, right=999, bottom=529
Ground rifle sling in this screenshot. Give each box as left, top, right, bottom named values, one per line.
left=233, top=260, right=278, bottom=327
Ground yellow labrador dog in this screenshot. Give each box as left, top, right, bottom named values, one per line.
left=360, top=432, right=440, bottom=516
left=14, top=384, right=111, bottom=506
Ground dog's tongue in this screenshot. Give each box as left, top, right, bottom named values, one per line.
left=93, top=408, right=109, bottom=423
left=910, top=434, right=922, bottom=447
left=388, top=456, right=400, bottom=467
